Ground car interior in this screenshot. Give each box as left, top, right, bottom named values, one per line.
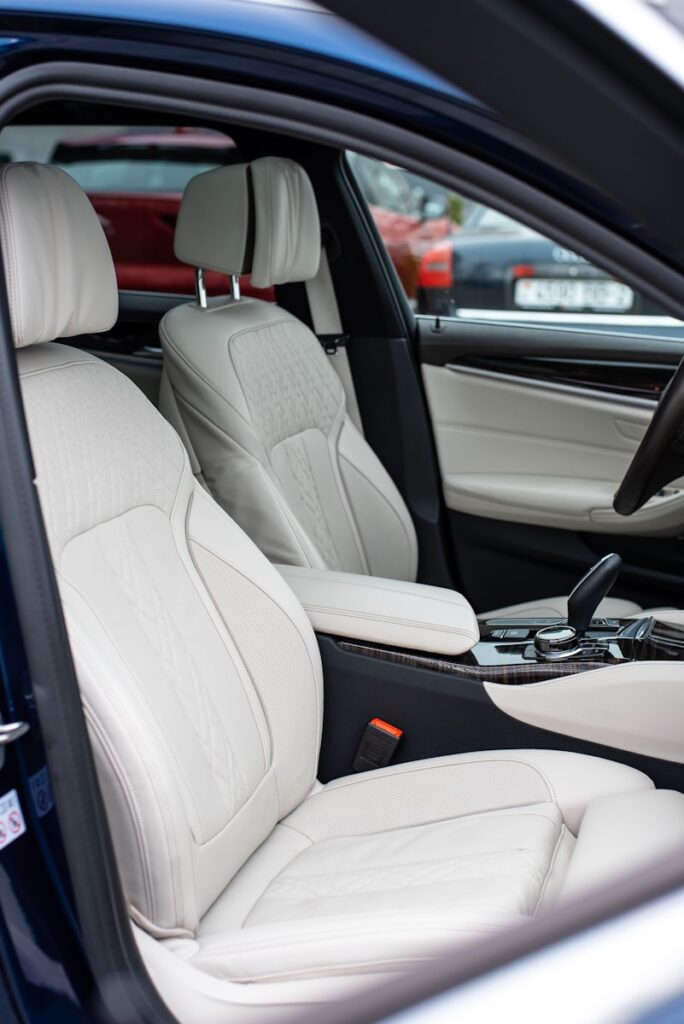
left=4, top=100, right=684, bottom=1022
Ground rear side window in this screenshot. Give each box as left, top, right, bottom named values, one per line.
left=0, top=125, right=273, bottom=301
left=346, top=150, right=683, bottom=340
left=52, top=158, right=221, bottom=193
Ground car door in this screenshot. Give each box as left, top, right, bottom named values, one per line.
left=346, top=152, right=684, bottom=612
left=326, top=0, right=684, bottom=613
left=419, top=308, right=684, bottom=613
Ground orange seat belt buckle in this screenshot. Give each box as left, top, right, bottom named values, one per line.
left=353, top=718, right=403, bottom=772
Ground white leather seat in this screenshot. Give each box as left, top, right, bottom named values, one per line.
left=159, top=156, right=645, bottom=621
left=6, top=162, right=684, bottom=1022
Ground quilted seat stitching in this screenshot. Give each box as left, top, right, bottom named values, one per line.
left=259, top=845, right=557, bottom=903
left=228, top=318, right=342, bottom=450
left=102, top=517, right=248, bottom=824
left=280, top=433, right=343, bottom=570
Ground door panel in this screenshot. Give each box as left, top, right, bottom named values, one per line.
left=418, top=316, right=684, bottom=610
left=422, top=361, right=684, bottom=535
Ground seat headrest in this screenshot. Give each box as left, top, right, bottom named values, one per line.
left=174, top=156, right=321, bottom=289
left=0, top=163, right=118, bottom=349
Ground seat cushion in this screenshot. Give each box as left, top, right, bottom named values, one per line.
left=483, top=594, right=642, bottom=620
left=246, top=806, right=562, bottom=928
left=191, top=805, right=563, bottom=983
left=180, top=748, right=659, bottom=984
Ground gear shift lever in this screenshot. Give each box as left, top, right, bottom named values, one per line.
left=567, top=553, right=622, bottom=633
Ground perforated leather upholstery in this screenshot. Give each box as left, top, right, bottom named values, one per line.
left=161, top=296, right=419, bottom=581
left=6, top=164, right=684, bottom=1022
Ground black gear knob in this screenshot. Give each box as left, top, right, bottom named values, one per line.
left=567, top=553, right=622, bottom=634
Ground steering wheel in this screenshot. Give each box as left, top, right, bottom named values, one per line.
left=614, top=355, right=684, bottom=515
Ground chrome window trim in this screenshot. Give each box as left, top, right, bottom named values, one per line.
left=440, top=310, right=683, bottom=328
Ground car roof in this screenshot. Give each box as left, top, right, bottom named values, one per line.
left=2, top=0, right=470, bottom=100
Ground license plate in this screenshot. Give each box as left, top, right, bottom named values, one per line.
left=514, top=278, right=634, bottom=311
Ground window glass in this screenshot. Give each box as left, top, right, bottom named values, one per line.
left=346, top=151, right=683, bottom=337
left=0, top=125, right=273, bottom=300
left=52, top=157, right=222, bottom=193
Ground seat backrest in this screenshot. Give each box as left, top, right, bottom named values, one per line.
left=1, top=162, right=322, bottom=939
left=160, top=156, right=418, bottom=582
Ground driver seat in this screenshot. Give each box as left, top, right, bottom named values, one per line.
left=8, top=163, right=684, bottom=1021
left=160, top=156, right=645, bottom=621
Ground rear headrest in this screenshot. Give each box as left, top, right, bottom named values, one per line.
left=174, top=156, right=321, bottom=289
left=0, top=163, right=118, bottom=349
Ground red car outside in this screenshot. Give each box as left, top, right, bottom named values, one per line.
left=51, top=127, right=275, bottom=300
left=51, top=128, right=452, bottom=303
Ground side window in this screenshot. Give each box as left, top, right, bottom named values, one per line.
left=346, top=151, right=680, bottom=336
left=0, top=125, right=274, bottom=301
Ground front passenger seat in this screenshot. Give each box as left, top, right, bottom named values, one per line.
left=160, top=157, right=644, bottom=620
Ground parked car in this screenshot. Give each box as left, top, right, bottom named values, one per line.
left=417, top=204, right=666, bottom=317
left=53, top=133, right=451, bottom=303
left=342, top=152, right=453, bottom=298
left=51, top=127, right=276, bottom=299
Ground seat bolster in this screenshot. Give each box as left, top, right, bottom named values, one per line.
left=191, top=906, right=521, bottom=984
left=187, top=484, right=324, bottom=821
left=137, top=924, right=388, bottom=1022
left=337, top=418, right=418, bottom=582
left=187, top=483, right=323, bottom=660
left=560, top=789, right=684, bottom=901
left=283, top=750, right=653, bottom=841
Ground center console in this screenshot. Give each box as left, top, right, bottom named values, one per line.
left=469, top=612, right=684, bottom=678
left=469, top=549, right=684, bottom=679
left=277, top=558, right=684, bottom=789
left=333, top=615, right=684, bottom=687
left=278, top=557, right=684, bottom=684
left=278, top=555, right=684, bottom=686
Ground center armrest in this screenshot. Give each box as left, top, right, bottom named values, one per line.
left=276, top=566, right=479, bottom=655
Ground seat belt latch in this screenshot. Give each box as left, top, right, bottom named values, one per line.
left=318, top=333, right=350, bottom=355
left=353, top=718, right=403, bottom=772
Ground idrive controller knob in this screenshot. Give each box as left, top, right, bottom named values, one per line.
left=534, top=624, right=579, bottom=658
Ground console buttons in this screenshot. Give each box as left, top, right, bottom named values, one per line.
left=489, top=628, right=530, bottom=640
left=503, top=628, right=530, bottom=641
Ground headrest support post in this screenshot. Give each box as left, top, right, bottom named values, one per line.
left=194, top=267, right=208, bottom=309
left=230, top=274, right=241, bottom=302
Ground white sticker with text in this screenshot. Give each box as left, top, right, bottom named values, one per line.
left=0, top=789, right=27, bottom=851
